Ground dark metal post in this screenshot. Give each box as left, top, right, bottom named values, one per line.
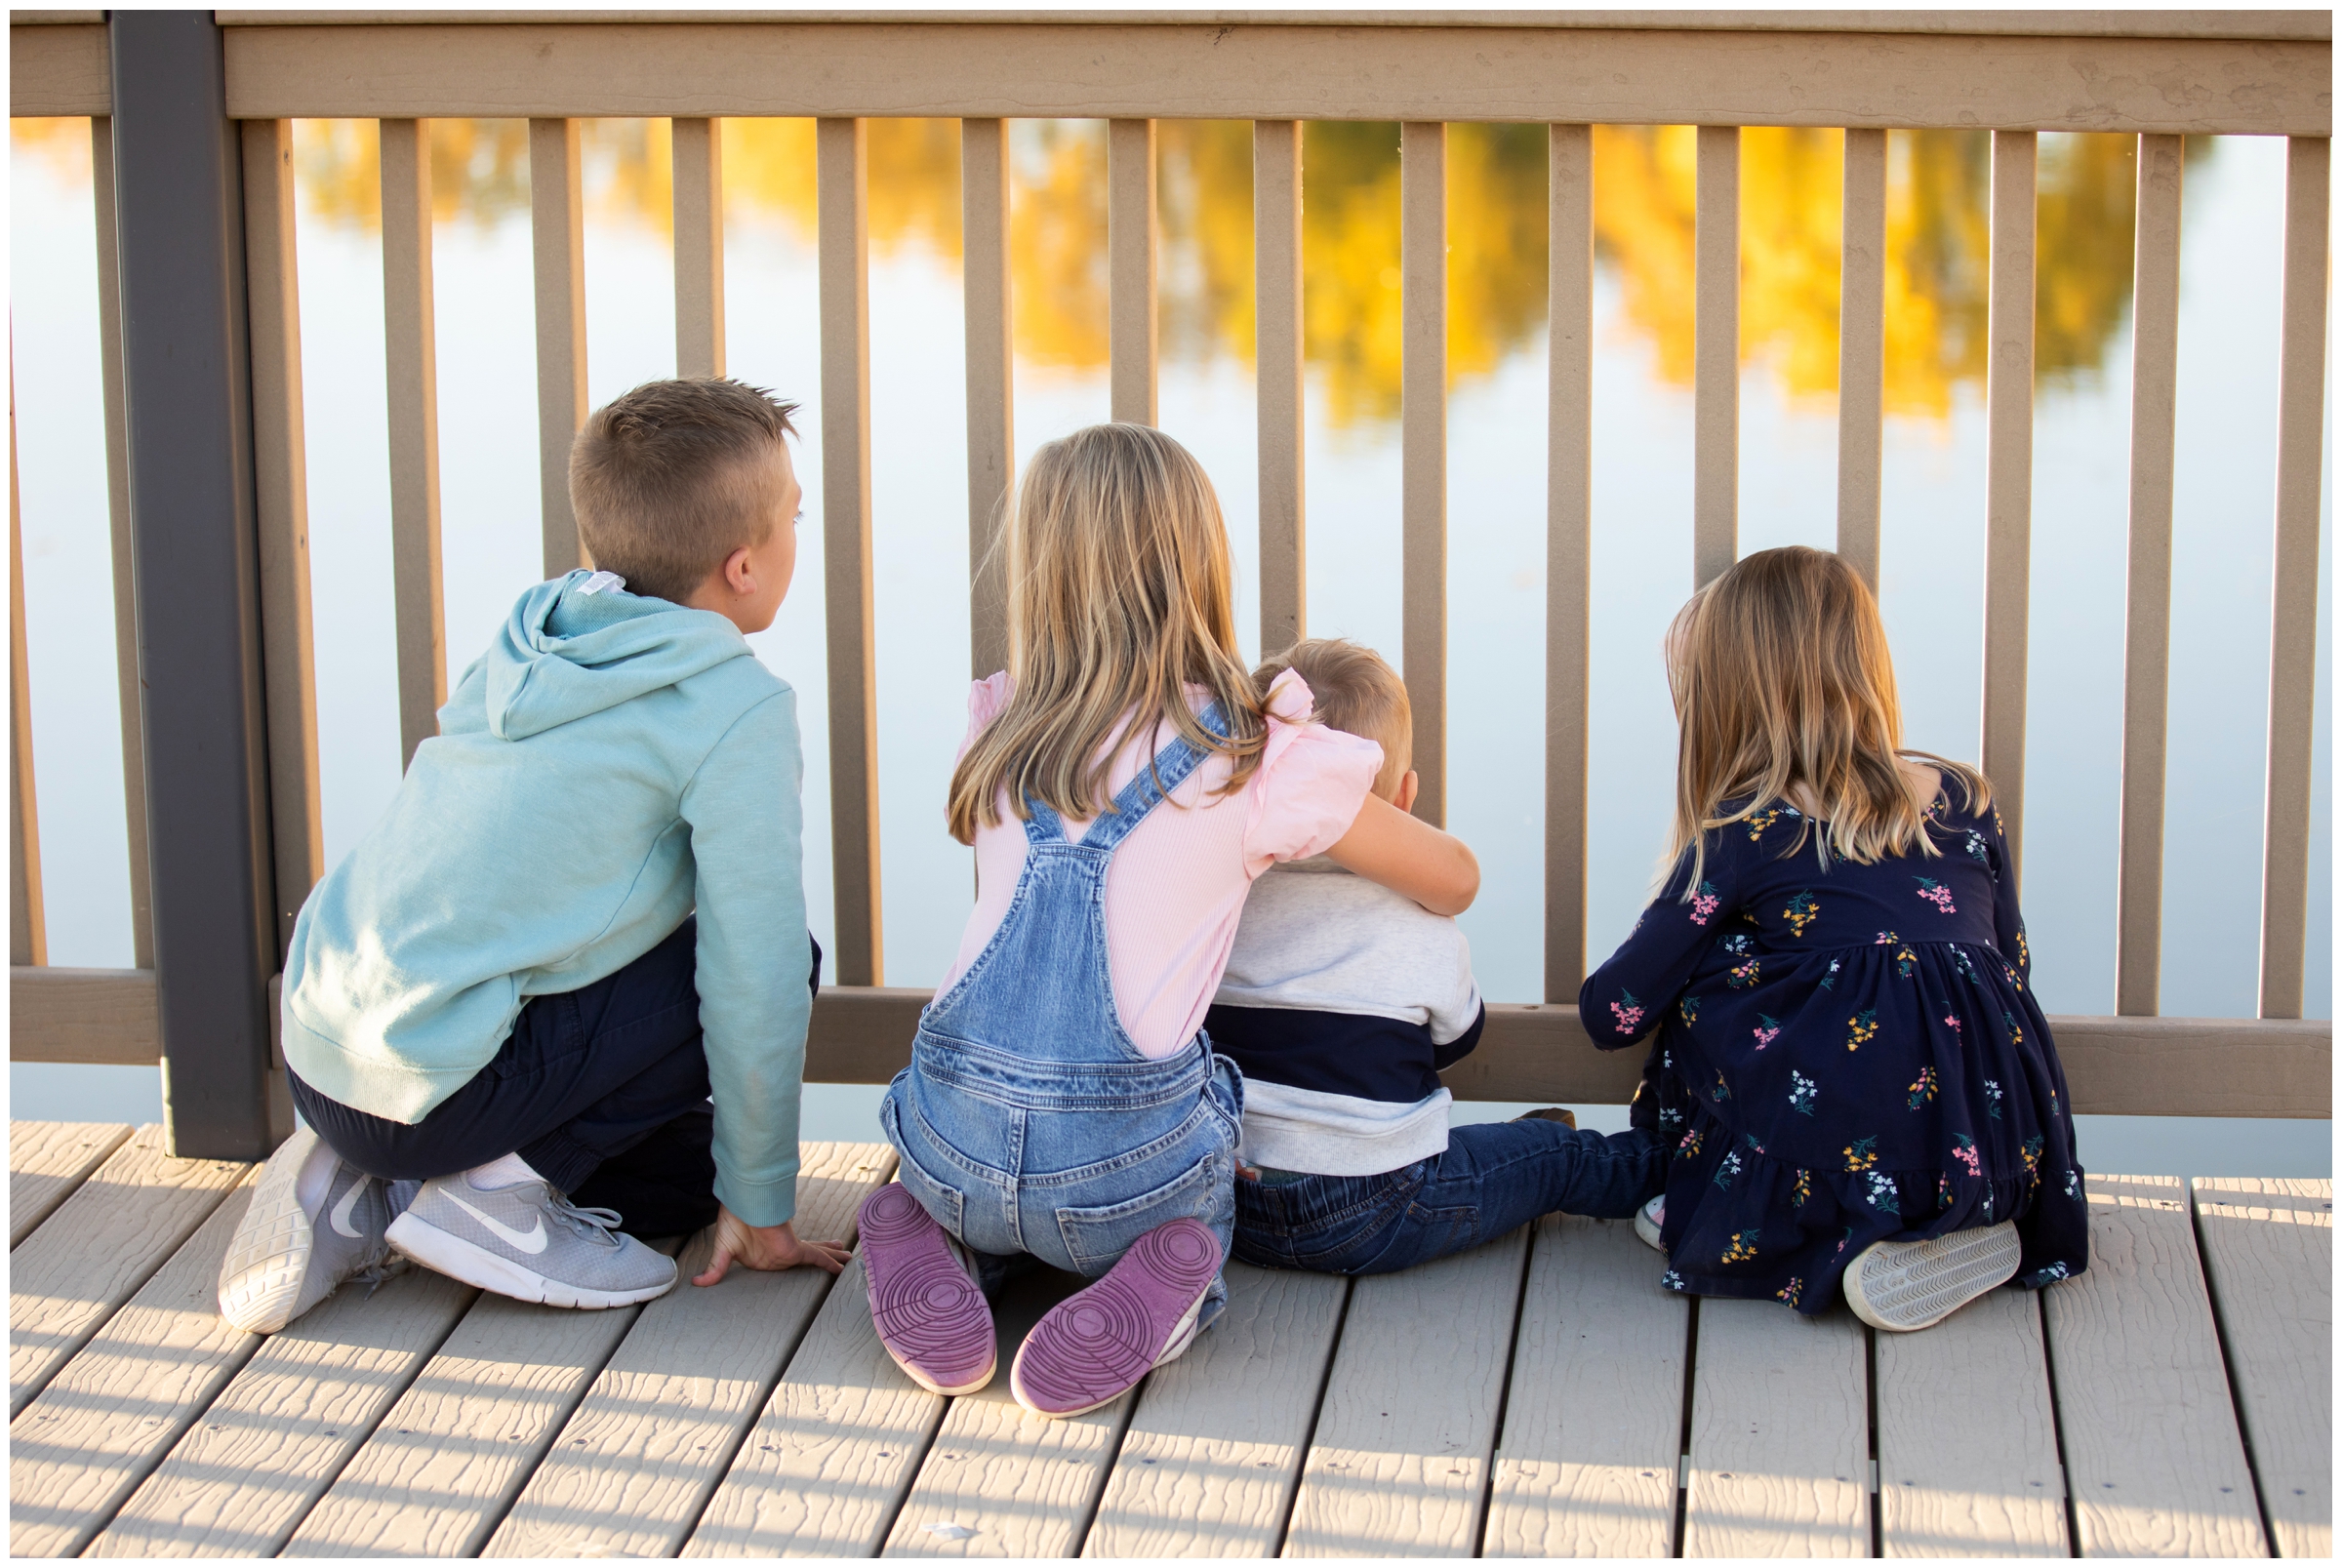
left=109, top=11, right=278, bottom=1158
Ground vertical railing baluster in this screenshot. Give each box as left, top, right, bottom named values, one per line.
left=2116, top=134, right=2184, bottom=1018
left=1693, top=125, right=1740, bottom=588
left=92, top=115, right=153, bottom=968
left=672, top=117, right=725, bottom=380
left=818, top=117, right=882, bottom=987
left=1400, top=120, right=1447, bottom=826
left=1108, top=118, right=1158, bottom=425
left=1546, top=123, right=1594, bottom=1001
left=240, top=118, right=324, bottom=958
left=1837, top=127, right=1887, bottom=589
left=10, top=370, right=47, bottom=969
left=381, top=118, right=446, bottom=771
left=2258, top=135, right=2330, bottom=1022
left=1982, top=131, right=2037, bottom=873
left=1254, top=118, right=1306, bottom=660
left=962, top=117, right=1013, bottom=680
left=531, top=117, right=588, bottom=577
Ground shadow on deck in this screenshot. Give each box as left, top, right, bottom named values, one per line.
left=8, top=1124, right=2330, bottom=1558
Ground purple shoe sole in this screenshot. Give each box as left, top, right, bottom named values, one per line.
left=1011, top=1217, right=1221, bottom=1419
left=859, top=1184, right=996, bottom=1396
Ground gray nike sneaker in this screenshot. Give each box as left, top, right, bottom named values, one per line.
left=218, top=1125, right=399, bottom=1334
left=384, top=1168, right=677, bottom=1308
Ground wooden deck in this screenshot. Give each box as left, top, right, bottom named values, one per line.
left=7, top=1122, right=2328, bottom=1558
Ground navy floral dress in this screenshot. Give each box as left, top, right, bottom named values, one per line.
left=1581, top=786, right=2087, bottom=1314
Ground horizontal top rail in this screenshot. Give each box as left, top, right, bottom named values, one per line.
left=12, top=17, right=2331, bottom=133
left=199, top=11, right=2336, bottom=43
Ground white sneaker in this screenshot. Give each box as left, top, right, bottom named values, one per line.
left=218, top=1126, right=400, bottom=1333
left=1843, top=1221, right=2022, bottom=1332
left=385, top=1167, right=676, bottom=1308
left=1633, top=1194, right=1666, bottom=1253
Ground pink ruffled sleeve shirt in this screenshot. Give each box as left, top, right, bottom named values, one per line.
left=940, top=669, right=1384, bottom=1060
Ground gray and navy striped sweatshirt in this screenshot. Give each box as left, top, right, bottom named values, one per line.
left=1204, top=857, right=1485, bottom=1176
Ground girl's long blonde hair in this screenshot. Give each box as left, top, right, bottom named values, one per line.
left=948, top=424, right=1267, bottom=844
left=1666, top=545, right=1989, bottom=892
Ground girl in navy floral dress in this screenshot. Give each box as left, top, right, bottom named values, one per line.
left=1582, top=546, right=2086, bottom=1330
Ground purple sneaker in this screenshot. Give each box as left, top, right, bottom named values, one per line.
left=1010, top=1217, right=1221, bottom=1419
left=859, top=1184, right=996, bottom=1396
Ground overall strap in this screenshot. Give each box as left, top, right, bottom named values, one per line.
left=1017, top=703, right=1233, bottom=851
left=1021, top=795, right=1068, bottom=847
left=1080, top=703, right=1232, bottom=853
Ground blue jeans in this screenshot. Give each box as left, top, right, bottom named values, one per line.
left=1232, top=1118, right=1665, bottom=1275
left=881, top=708, right=1242, bottom=1328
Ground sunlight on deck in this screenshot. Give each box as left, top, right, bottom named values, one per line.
left=10, top=1124, right=2328, bottom=1558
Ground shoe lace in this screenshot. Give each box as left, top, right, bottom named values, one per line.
left=546, top=1194, right=628, bottom=1246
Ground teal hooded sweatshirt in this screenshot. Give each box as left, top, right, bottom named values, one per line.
left=281, top=570, right=813, bottom=1226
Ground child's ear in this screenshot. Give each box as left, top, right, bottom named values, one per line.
left=1393, top=769, right=1420, bottom=815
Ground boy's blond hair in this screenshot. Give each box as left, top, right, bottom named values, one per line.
left=1256, top=638, right=1412, bottom=800
left=948, top=423, right=1268, bottom=844
left=569, top=379, right=798, bottom=605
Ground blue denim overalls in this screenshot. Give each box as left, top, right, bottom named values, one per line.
left=880, top=708, right=1245, bottom=1328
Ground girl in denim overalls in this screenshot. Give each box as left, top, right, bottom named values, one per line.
left=859, top=425, right=1482, bottom=1418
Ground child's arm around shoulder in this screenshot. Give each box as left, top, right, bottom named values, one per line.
left=1324, top=794, right=1481, bottom=917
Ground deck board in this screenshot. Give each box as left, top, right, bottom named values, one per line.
left=1682, top=1299, right=1870, bottom=1558
left=8, top=1125, right=249, bottom=1419
left=9, top=1120, right=134, bottom=1246
left=81, top=1262, right=480, bottom=1556
left=2191, top=1176, right=2331, bottom=1559
left=681, top=1255, right=949, bottom=1558
left=878, top=1265, right=1132, bottom=1559
left=280, top=1237, right=684, bottom=1557
left=1874, top=1284, right=2066, bottom=1556
left=480, top=1142, right=895, bottom=1558
left=1083, top=1264, right=1349, bottom=1558
left=1483, top=1214, right=1687, bottom=1558
left=8, top=1176, right=263, bottom=1558
left=1280, top=1226, right=1530, bottom=1558
left=5, top=1126, right=2333, bottom=1560
left=2043, top=1173, right=2267, bottom=1556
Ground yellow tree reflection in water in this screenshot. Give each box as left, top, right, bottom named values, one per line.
left=15, top=114, right=2169, bottom=430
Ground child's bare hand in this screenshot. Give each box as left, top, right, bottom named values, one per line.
left=692, top=1207, right=852, bottom=1286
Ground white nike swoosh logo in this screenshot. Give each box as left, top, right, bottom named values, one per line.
left=443, top=1188, right=549, bottom=1254
left=329, top=1178, right=371, bottom=1239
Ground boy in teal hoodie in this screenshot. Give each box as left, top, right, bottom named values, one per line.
left=219, top=380, right=849, bottom=1333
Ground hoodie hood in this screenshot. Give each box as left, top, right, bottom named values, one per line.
left=482, top=571, right=750, bottom=741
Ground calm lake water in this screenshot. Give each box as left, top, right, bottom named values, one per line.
left=10, top=118, right=2330, bottom=1173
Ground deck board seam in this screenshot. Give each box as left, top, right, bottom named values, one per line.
left=1265, top=1272, right=1353, bottom=1559
left=2034, top=1290, right=2081, bottom=1555
left=1470, top=1218, right=1540, bottom=1558
left=453, top=1266, right=674, bottom=1556
left=1670, top=1295, right=1698, bottom=1557
left=10, top=1168, right=246, bottom=1419
left=1864, top=1322, right=1881, bottom=1555
left=2187, top=1177, right=2285, bottom=1557
left=263, top=1281, right=485, bottom=1556
left=667, top=1253, right=852, bottom=1553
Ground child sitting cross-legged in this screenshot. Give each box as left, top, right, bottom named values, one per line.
left=217, top=378, right=849, bottom=1335
left=1208, top=639, right=1665, bottom=1275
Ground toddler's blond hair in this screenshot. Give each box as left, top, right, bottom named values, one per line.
left=1256, top=638, right=1412, bottom=800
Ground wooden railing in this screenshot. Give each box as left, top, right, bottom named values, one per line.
left=8, top=11, right=2333, bottom=1156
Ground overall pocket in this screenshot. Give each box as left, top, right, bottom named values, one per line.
left=1055, top=1150, right=1225, bottom=1276
left=878, top=1086, right=968, bottom=1241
